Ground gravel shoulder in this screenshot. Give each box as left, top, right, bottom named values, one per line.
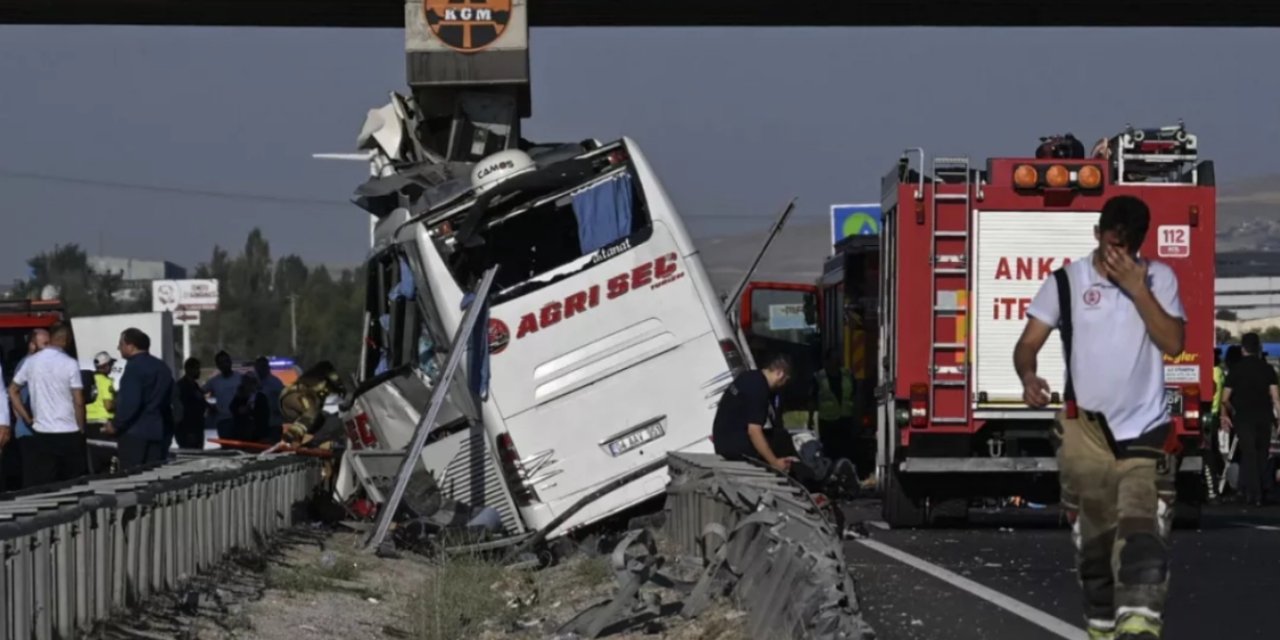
left=92, top=525, right=749, bottom=640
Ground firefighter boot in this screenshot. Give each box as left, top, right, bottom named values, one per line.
left=1086, top=622, right=1115, bottom=640
left=1114, top=610, right=1161, bottom=639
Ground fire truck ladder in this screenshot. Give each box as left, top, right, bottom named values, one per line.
left=929, top=156, right=972, bottom=425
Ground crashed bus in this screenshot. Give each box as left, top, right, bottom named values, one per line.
left=337, top=125, right=747, bottom=539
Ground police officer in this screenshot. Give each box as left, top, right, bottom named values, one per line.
left=1015, top=196, right=1185, bottom=640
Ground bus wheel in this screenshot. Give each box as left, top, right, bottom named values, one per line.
left=883, top=469, right=926, bottom=528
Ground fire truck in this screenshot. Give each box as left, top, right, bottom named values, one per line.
left=744, top=124, right=1215, bottom=527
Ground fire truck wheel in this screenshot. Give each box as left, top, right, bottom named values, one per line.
left=883, top=470, right=926, bottom=528
left=926, top=497, right=970, bottom=527
left=1173, top=472, right=1205, bottom=530
left=1172, top=501, right=1202, bottom=530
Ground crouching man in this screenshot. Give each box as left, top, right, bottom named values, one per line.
left=1014, top=196, right=1185, bottom=640
left=712, top=353, right=797, bottom=471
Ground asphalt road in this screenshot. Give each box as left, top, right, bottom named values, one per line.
left=842, top=501, right=1280, bottom=640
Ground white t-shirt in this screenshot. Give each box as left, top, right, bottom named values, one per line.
left=1026, top=252, right=1186, bottom=441
left=0, top=362, right=9, bottom=427
left=12, top=346, right=84, bottom=434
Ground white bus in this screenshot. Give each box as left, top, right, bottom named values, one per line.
left=339, top=138, right=748, bottom=538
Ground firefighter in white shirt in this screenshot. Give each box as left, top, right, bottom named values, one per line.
left=1014, top=196, right=1186, bottom=640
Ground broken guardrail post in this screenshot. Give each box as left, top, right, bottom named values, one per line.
left=662, top=452, right=877, bottom=640
left=363, top=265, right=499, bottom=554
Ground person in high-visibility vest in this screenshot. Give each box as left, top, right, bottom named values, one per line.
left=810, top=349, right=855, bottom=463
left=1204, top=349, right=1225, bottom=500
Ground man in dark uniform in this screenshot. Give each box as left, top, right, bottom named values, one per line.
left=711, top=353, right=796, bottom=472
left=1221, top=332, right=1280, bottom=506
left=106, top=328, right=175, bottom=469
left=175, top=358, right=207, bottom=449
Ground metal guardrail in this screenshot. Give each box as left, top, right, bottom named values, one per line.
left=664, top=452, right=876, bottom=640
left=0, top=453, right=320, bottom=640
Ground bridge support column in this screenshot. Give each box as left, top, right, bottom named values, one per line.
left=404, top=0, right=530, bottom=160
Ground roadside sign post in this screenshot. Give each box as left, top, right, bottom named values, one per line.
left=153, top=279, right=219, bottom=363
left=829, top=203, right=883, bottom=254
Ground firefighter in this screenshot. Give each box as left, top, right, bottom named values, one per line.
left=279, top=361, right=347, bottom=450
left=1015, top=196, right=1184, bottom=640
left=811, top=349, right=855, bottom=464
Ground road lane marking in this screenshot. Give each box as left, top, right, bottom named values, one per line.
left=855, top=538, right=1084, bottom=640
left=1230, top=522, right=1280, bottom=531
left=867, top=520, right=890, bottom=530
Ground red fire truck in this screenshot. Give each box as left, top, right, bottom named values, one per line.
left=743, top=124, right=1214, bottom=527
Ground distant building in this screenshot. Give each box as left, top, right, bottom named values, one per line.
left=88, top=256, right=187, bottom=302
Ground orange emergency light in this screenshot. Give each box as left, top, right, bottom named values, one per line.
left=1077, top=165, right=1103, bottom=190
left=1013, top=164, right=1038, bottom=189
left=1012, top=162, right=1105, bottom=192
left=1045, top=164, right=1070, bottom=188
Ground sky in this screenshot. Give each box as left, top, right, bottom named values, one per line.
left=1, top=26, right=1279, bottom=283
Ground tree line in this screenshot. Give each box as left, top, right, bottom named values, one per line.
left=5, top=229, right=366, bottom=375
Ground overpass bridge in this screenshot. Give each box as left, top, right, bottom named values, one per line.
left=0, top=1, right=1270, bottom=27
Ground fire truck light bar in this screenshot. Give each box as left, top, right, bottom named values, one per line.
left=1013, top=163, right=1103, bottom=191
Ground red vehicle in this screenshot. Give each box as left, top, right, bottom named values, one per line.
left=743, top=124, right=1214, bottom=527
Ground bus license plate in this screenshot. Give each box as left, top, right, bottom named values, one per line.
left=606, top=423, right=665, bottom=457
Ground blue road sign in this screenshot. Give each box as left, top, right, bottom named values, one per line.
left=831, top=203, right=882, bottom=246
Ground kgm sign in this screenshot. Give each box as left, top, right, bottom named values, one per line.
left=424, top=0, right=513, bottom=53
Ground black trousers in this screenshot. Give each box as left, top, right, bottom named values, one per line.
left=21, top=432, right=88, bottom=488
left=1236, top=419, right=1274, bottom=503
left=818, top=418, right=853, bottom=462
left=118, top=436, right=170, bottom=471
left=175, top=424, right=206, bottom=450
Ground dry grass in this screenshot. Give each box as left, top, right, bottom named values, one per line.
left=410, top=554, right=522, bottom=640
left=266, top=551, right=374, bottom=599
left=572, top=555, right=614, bottom=585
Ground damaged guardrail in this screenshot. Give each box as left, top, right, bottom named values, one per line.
left=662, top=452, right=876, bottom=640
left=0, top=453, right=320, bottom=640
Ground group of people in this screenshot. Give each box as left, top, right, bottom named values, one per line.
left=0, top=324, right=350, bottom=491
left=712, top=196, right=1185, bottom=639
left=0, top=325, right=174, bottom=487
left=194, top=351, right=287, bottom=445
left=1208, top=335, right=1280, bottom=506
